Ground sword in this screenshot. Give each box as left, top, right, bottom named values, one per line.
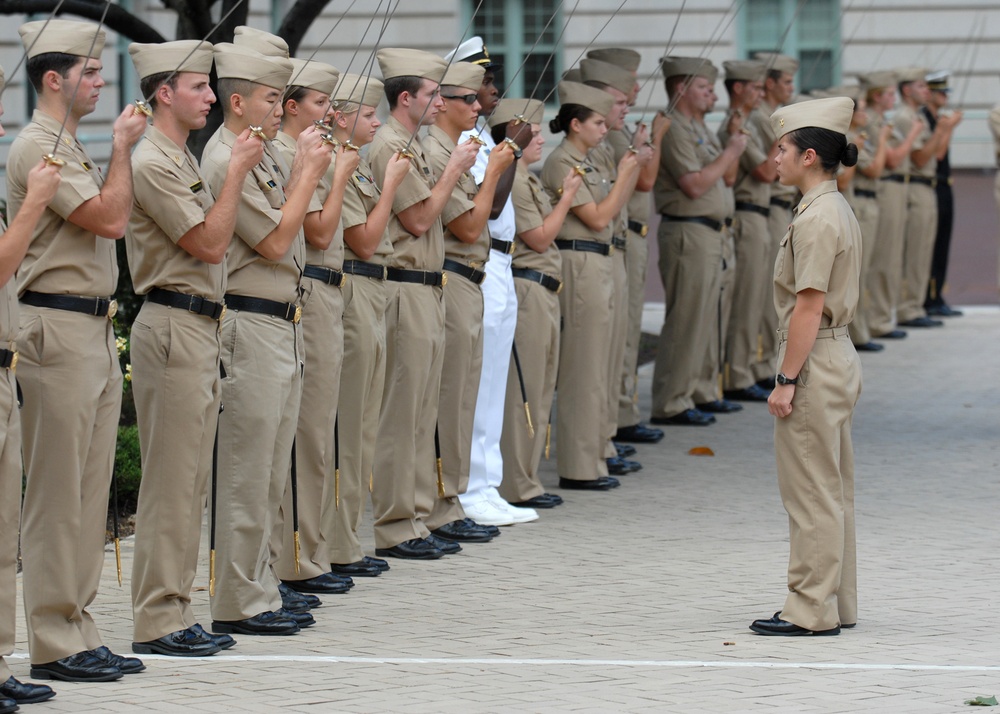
left=511, top=340, right=534, bottom=438
left=344, top=0, right=399, bottom=148
left=2, top=0, right=67, bottom=91
left=209, top=395, right=224, bottom=597
left=334, top=414, right=341, bottom=510
left=290, top=437, right=300, bottom=576
left=433, top=426, right=445, bottom=498
left=111, top=464, right=122, bottom=586
left=635, top=0, right=687, bottom=127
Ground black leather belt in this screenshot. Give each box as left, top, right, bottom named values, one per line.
left=224, top=294, right=301, bottom=323
left=490, top=238, right=515, bottom=255
left=627, top=220, right=648, bottom=237
left=443, top=259, right=486, bottom=285
left=770, top=197, right=793, bottom=210
left=343, top=260, right=387, bottom=280
left=385, top=267, right=446, bottom=287
left=883, top=174, right=907, bottom=183
left=612, top=236, right=627, bottom=250
left=303, top=264, right=346, bottom=287
left=909, top=176, right=936, bottom=188
left=735, top=201, right=770, bottom=217
left=511, top=267, right=563, bottom=293
left=147, top=288, right=225, bottom=321
left=660, top=215, right=730, bottom=232
left=0, top=348, right=17, bottom=370
left=555, top=239, right=612, bottom=256
left=20, top=291, right=118, bottom=319
left=854, top=188, right=877, bottom=199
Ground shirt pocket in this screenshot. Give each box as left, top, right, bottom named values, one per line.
left=774, top=229, right=792, bottom=278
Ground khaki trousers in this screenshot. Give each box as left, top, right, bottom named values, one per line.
left=726, top=211, right=772, bottom=390
left=130, top=302, right=221, bottom=642
left=897, top=182, right=938, bottom=323
left=617, top=229, right=648, bottom=428
left=499, top=278, right=559, bottom=503
left=868, top=180, right=908, bottom=335
left=372, top=283, right=445, bottom=548
left=753, top=203, right=792, bottom=382
left=651, top=221, right=723, bottom=418
left=698, top=226, right=735, bottom=404
left=0, top=367, right=20, bottom=680
left=274, top=279, right=343, bottom=581
left=210, top=311, right=301, bottom=622
left=428, top=274, right=483, bottom=530
left=775, top=333, right=861, bottom=631
left=603, top=246, right=628, bottom=460
left=847, top=195, right=879, bottom=346
left=325, top=275, right=386, bottom=565
left=18, top=307, right=121, bottom=663
left=557, top=250, right=613, bottom=481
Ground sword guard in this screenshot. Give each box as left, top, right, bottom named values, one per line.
left=627, top=144, right=639, bottom=154
left=511, top=114, right=526, bottom=125
left=573, top=165, right=587, bottom=177
left=133, top=99, right=153, bottom=117
left=397, top=149, right=415, bottom=160
left=342, top=141, right=360, bottom=152
left=468, top=135, right=487, bottom=146
left=503, top=137, right=521, bottom=152
left=320, top=133, right=340, bottom=147
left=314, top=120, right=335, bottom=133
left=42, top=154, right=66, bottom=168
left=249, top=126, right=267, bottom=141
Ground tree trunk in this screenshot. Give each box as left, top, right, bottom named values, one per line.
left=0, top=0, right=165, bottom=43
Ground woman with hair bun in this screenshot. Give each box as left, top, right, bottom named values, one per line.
left=749, top=97, right=863, bottom=637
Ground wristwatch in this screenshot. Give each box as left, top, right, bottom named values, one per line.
left=776, top=372, right=798, bottom=386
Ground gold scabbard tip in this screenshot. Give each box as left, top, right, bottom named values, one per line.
left=209, top=550, right=216, bottom=597
left=115, top=539, right=122, bottom=586
left=545, top=424, right=551, bottom=460
left=293, top=532, right=301, bottom=575
left=524, top=402, right=535, bottom=439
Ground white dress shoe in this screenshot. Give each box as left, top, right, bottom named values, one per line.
left=462, top=498, right=516, bottom=527
left=487, top=490, right=538, bottom=524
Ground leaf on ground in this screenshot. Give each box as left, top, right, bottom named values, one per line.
left=688, top=446, right=715, bottom=456
left=965, top=695, right=998, bottom=706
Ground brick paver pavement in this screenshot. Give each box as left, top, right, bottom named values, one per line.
left=8, top=306, right=1000, bottom=712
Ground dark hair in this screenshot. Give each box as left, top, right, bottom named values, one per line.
left=786, top=127, right=858, bottom=172
left=217, top=77, right=257, bottom=119
left=26, top=52, right=80, bottom=93
left=549, top=103, right=595, bottom=135
left=139, top=71, right=179, bottom=111
left=282, top=85, right=310, bottom=109
left=766, top=68, right=784, bottom=83
left=383, top=76, right=424, bottom=110
left=664, top=75, right=686, bottom=99
left=490, top=123, right=507, bottom=145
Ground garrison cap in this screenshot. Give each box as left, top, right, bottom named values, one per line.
left=444, top=35, right=501, bottom=70
left=377, top=48, right=447, bottom=81
left=488, top=98, right=544, bottom=128
left=770, top=96, right=853, bottom=141
left=20, top=19, right=105, bottom=59
left=810, top=85, right=861, bottom=102
left=333, top=73, right=384, bottom=108
left=895, top=66, right=928, bottom=84
left=233, top=26, right=289, bottom=58
left=753, top=52, right=799, bottom=75
left=723, top=60, right=766, bottom=82
left=214, top=43, right=293, bottom=91
left=558, top=80, right=615, bottom=117
left=926, top=70, right=950, bottom=91
left=441, top=61, right=485, bottom=92
left=288, top=58, right=340, bottom=95
left=857, top=70, right=896, bottom=92
left=580, top=57, right=635, bottom=95
left=660, top=56, right=716, bottom=81
left=587, top=47, right=641, bottom=72
left=128, top=40, right=214, bottom=81
left=562, top=67, right=582, bottom=83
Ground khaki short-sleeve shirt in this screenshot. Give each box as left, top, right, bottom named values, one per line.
left=366, top=115, right=444, bottom=270
left=541, top=138, right=612, bottom=243
left=0, top=218, right=16, bottom=348
left=608, top=128, right=652, bottom=229
left=720, top=116, right=771, bottom=206
left=202, top=126, right=303, bottom=303
left=773, top=180, right=861, bottom=331
left=127, top=126, right=223, bottom=299
left=654, top=113, right=731, bottom=221
left=852, top=120, right=879, bottom=193
left=341, top=156, right=393, bottom=264
left=424, top=125, right=489, bottom=267
left=893, top=103, right=933, bottom=178
left=511, top=167, right=561, bottom=277
left=8, top=110, right=115, bottom=296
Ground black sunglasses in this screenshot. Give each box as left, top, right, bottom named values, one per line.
left=441, top=93, right=478, bottom=105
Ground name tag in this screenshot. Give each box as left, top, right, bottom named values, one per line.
left=189, top=180, right=203, bottom=193
left=81, top=161, right=92, bottom=171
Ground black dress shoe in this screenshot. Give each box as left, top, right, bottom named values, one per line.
left=558, top=476, right=620, bottom=491
left=898, top=316, right=943, bottom=328
left=874, top=329, right=907, bottom=339
left=696, top=399, right=743, bottom=414
left=461, top=517, right=500, bottom=538
left=756, top=377, right=776, bottom=390
left=431, top=519, right=494, bottom=543
left=282, top=573, right=352, bottom=594
left=212, top=611, right=300, bottom=636
left=90, top=646, right=145, bottom=675
left=1, top=676, right=55, bottom=704
left=854, top=341, right=885, bottom=352
left=30, top=651, right=122, bottom=682
left=651, top=409, right=716, bottom=426
left=425, top=534, right=462, bottom=554
left=276, top=608, right=315, bottom=628
left=330, top=560, right=382, bottom=577
left=723, top=384, right=771, bottom=401
left=749, top=612, right=840, bottom=636
left=0, top=696, right=15, bottom=714
left=926, top=303, right=962, bottom=317
left=278, top=582, right=316, bottom=612
left=190, top=623, right=236, bottom=651
left=606, top=456, right=642, bottom=475
left=614, top=423, right=664, bottom=443
left=614, top=442, right=637, bottom=458
left=509, top=493, right=563, bottom=509
left=132, top=627, right=221, bottom=657
left=375, top=538, right=444, bottom=560
left=362, top=555, right=390, bottom=571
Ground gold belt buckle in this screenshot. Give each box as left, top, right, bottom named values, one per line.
left=440, top=272, right=448, bottom=287
left=9, top=351, right=18, bottom=373
left=218, top=304, right=227, bottom=322
left=640, top=225, right=648, bottom=237
left=608, top=244, right=615, bottom=256
left=556, top=281, right=564, bottom=295
left=337, top=272, right=347, bottom=288
left=293, top=305, right=302, bottom=324
left=506, top=241, right=515, bottom=255
left=107, top=299, right=118, bottom=320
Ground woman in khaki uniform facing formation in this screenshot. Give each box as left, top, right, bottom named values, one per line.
left=541, top=81, right=638, bottom=491
left=750, top=97, right=862, bottom=637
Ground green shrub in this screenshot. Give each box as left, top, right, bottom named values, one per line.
left=113, top=424, right=142, bottom=513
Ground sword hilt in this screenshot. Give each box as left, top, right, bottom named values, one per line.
left=249, top=126, right=267, bottom=141
left=342, top=141, right=360, bottom=152
left=42, top=154, right=65, bottom=168
left=133, top=99, right=152, bottom=117
left=398, top=149, right=415, bottom=160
